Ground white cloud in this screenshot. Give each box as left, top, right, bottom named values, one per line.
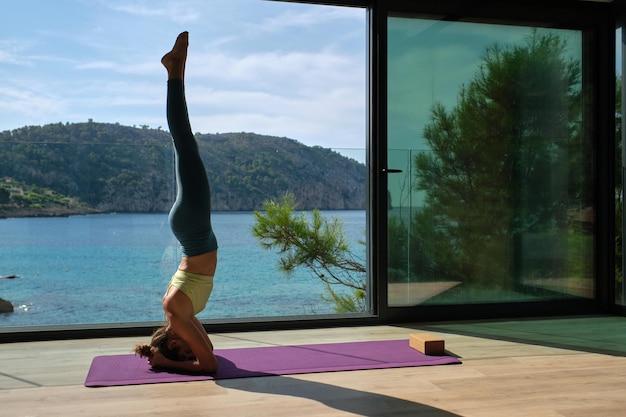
left=177, top=44, right=365, bottom=149
left=92, top=0, right=202, bottom=25
left=188, top=48, right=362, bottom=95
left=76, top=61, right=115, bottom=70
left=254, top=6, right=363, bottom=33
left=0, top=39, right=38, bottom=66
left=185, top=81, right=364, bottom=150
left=2, top=0, right=367, bottom=150
left=0, top=84, right=67, bottom=123
left=75, top=59, right=161, bottom=77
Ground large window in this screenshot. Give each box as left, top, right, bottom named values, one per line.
left=386, top=16, right=595, bottom=307
left=1, top=1, right=620, bottom=335
left=0, top=0, right=367, bottom=328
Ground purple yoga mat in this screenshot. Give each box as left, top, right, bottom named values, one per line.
left=85, top=339, right=461, bottom=387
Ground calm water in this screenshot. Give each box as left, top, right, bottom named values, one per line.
left=0, top=211, right=365, bottom=327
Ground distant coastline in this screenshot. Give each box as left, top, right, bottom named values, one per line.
left=0, top=206, right=104, bottom=219
left=1, top=123, right=366, bottom=214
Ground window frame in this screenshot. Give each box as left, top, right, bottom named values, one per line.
left=0, top=0, right=620, bottom=342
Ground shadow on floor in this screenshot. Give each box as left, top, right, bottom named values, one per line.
left=216, top=373, right=462, bottom=417
left=418, top=315, right=626, bottom=357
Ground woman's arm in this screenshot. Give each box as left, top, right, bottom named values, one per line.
left=149, top=349, right=215, bottom=374
left=191, top=315, right=214, bottom=351
left=161, top=288, right=218, bottom=374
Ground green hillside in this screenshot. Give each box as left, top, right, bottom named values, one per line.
left=0, top=121, right=365, bottom=217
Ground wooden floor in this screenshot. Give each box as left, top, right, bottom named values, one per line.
left=2, top=316, right=626, bottom=417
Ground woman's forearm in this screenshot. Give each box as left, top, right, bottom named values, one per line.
left=157, top=356, right=216, bottom=374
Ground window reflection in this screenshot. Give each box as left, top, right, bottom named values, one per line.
left=387, top=17, right=594, bottom=306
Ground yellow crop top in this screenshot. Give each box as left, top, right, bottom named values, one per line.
left=167, top=270, right=214, bottom=315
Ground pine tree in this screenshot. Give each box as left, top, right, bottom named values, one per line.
left=413, top=31, right=582, bottom=287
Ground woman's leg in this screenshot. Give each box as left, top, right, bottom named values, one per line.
left=163, top=33, right=217, bottom=257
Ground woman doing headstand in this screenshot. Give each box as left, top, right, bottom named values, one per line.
left=134, top=31, right=219, bottom=374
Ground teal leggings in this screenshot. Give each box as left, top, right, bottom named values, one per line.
left=167, top=79, right=218, bottom=256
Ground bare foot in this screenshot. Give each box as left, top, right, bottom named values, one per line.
left=161, top=31, right=188, bottom=81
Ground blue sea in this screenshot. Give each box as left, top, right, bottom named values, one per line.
left=0, top=211, right=365, bottom=328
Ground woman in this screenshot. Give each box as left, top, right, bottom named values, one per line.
left=134, top=31, right=219, bottom=374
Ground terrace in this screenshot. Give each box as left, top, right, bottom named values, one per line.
left=3, top=316, right=626, bottom=416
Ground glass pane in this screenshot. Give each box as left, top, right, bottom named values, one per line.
left=387, top=17, right=594, bottom=306
left=0, top=1, right=366, bottom=328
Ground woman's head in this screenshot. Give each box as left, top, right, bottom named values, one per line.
left=134, top=326, right=183, bottom=361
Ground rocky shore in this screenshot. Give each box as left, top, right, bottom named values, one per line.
left=0, top=275, right=18, bottom=313
left=0, top=297, right=13, bottom=313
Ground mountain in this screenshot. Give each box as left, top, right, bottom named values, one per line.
left=0, top=121, right=365, bottom=217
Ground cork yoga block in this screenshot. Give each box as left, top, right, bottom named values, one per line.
left=409, top=333, right=445, bottom=355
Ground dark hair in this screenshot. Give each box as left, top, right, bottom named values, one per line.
left=133, top=326, right=181, bottom=361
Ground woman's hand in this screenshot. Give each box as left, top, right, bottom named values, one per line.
left=147, top=349, right=169, bottom=369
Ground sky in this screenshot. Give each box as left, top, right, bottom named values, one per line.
left=0, top=0, right=366, bottom=157
left=1, top=1, right=621, bottom=162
